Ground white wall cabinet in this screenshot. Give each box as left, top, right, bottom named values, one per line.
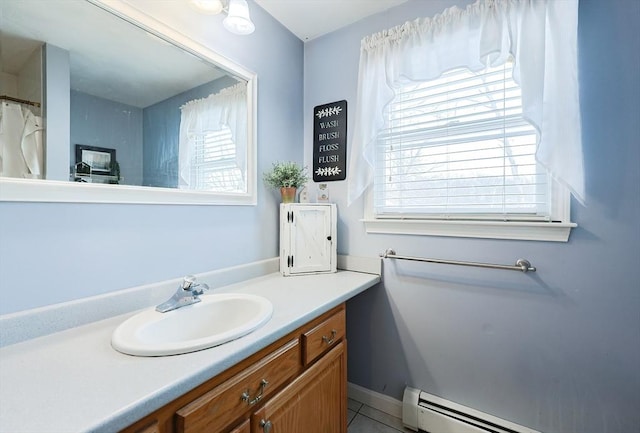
left=280, top=204, right=337, bottom=276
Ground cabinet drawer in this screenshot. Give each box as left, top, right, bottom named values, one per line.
left=131, top=421, right=159, bottom=433
left=175, top=339, right=301, bottom=433
left=302, top=309, right=345, bottom=365
left=229, top=419, right=250, bottom=433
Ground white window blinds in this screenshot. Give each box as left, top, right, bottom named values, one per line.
left=374, top=61, right=551, bottom=221
left=189, top=126, right=244, bottom=191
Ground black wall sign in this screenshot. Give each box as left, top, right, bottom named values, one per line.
left=313, top=100, right=347, bottom=182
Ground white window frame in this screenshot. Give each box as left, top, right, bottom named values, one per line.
left=362, top=65, right=576, bottom=242
left=363, top=183, right=575, bottom=242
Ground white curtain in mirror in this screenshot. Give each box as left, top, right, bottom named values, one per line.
left=0, top=101, right=44, bottom=179
left=178, top=82, right=247, bottom=191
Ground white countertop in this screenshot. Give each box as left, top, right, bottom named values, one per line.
left=0, top=270, right=379, bottom=433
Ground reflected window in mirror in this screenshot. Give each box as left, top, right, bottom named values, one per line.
left=179, top=82, right=247, bottom=192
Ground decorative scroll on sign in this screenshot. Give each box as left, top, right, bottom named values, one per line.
left=313, top=100, right=347, bottom=182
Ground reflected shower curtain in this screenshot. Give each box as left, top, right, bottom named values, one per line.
left=0, top=101, right=44, bottom=179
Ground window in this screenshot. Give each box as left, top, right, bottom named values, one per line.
left=375, top=60, right=550, bottom=220
left=350, top=0, right=582, bottom=241
left=189, top=127, right=245, bottom=192
left=179, top=82, right=252, bottom=203
left=366, top=61, right=575, bottom=241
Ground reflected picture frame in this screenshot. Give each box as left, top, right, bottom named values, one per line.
left=75, top=144, right=116, bottom=175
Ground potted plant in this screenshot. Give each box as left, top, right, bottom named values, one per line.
left=263, top=161, right=309, bottom=203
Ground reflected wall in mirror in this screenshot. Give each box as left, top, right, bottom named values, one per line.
left=0, top=0, right=257, bottom=204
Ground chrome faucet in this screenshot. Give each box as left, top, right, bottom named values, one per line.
left=155, top=275, right=209, bottom=313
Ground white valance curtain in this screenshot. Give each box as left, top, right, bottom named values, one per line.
left=347, top=0, right=584, bottom=205
left=178, top=82, right=247, bottom=188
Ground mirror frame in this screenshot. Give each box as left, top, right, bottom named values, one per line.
left=0, top=0, right=257, bottom=206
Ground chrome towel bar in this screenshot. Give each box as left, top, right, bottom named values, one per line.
left=380, top=248, right=536, bottom=273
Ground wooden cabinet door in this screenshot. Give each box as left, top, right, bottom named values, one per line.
left=251, top=341, right=346, bottom=433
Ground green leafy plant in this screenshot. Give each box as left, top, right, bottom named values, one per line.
left=263, top=161, right=309, bottom=189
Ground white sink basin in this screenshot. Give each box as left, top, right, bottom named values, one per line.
left=111, top=293, right=273, bottom=356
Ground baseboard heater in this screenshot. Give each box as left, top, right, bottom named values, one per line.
left=402, top=387, right=540, bottom=433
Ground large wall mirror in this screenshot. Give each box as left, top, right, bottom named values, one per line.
left=0, top=0, right=257, bottom=205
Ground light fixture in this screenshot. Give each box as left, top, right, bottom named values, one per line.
left=189, top=0, right=255, bottom=35
left=189, top=0, right=224, bottom=15
left=223, top=0, right=255, bottom=35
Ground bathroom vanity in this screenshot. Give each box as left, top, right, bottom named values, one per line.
left=125, top=305, right=347, bottom=433
left=0, top=259, right=380, bottom=433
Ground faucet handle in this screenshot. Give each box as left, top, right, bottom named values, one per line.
left=181, top=275, right=209, bottom=295
left=181, top=275, right=197, bottom=289
left=192, top=283, right=210, bottom=296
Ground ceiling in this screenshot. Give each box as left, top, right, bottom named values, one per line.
left=253, top=0, right=409, bottom=41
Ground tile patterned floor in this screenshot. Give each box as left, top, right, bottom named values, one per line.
left=347, top=398, right=415, bottom=433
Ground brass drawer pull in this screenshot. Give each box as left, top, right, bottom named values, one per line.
left=241, top=379, right=269, bottom=406
left=322, top=329, right=337, bottom=345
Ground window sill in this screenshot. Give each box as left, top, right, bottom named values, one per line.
left=362, top=218, right=576, bottom=242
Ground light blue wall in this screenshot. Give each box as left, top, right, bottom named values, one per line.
left=2, top=1, right=637, bottom=431
left=304, top=0, right=639, bottom=432
left=43, top=43, right=70, bottom=181
left=70, top=90, right=143, bottom=186
left=0, top=1, right=304, bottom=314
left=142, top=76, right=238, bottom=188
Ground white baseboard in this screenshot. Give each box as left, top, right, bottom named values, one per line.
left=347, top=382, right=403, bottom=419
